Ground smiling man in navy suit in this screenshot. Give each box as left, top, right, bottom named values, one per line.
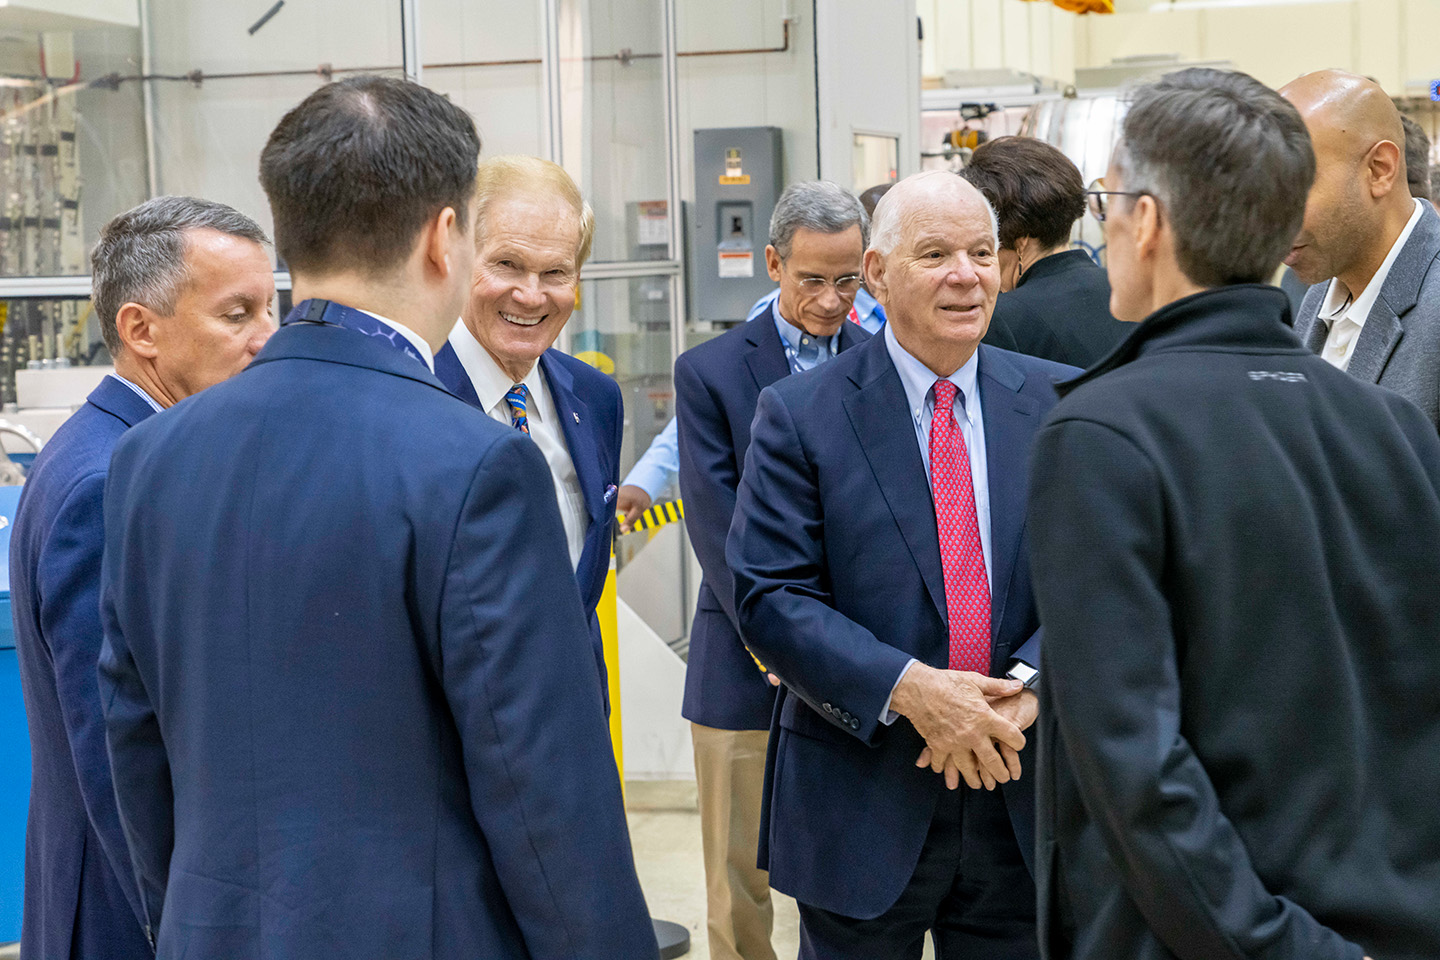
left=434, top=154, right=621, bottom=705
left=11, top=195, right=275, bottom=960
left=97, top=77, right=654, bottom=960
left=729, top=171, right=1075, bottom=959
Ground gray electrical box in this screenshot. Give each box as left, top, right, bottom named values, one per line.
left=689, top=126, right=783, bottom=327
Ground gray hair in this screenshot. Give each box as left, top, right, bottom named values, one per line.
left=91, top=196, right=270, bottom=356
left=868, top=170, right=998, bottom=255
left=1113, top=68, right=1314, bottom=287
left=768, top=180, right=868, bottom=258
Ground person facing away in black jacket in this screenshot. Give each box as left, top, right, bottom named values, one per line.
left=1028, top=67, right=1440, bottom=960
left=964, top=136, right=1129, bottom=369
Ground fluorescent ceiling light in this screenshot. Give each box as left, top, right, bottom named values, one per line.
left=1150, top=0, right=1353, bottom=10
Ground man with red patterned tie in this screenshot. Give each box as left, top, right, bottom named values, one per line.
left=728, top=170, right=1076, bottom=959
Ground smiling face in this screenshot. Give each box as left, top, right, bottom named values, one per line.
left=865, top=177, right=1000, bottom=376
left=463, top=190, right=582, bottom=382
left=150, top=227, right=276, bottom=400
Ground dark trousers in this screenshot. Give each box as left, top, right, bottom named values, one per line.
left=797, top=785, right=1037, bottom=960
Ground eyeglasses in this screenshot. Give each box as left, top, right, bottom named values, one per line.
left=794, top=274, right=863, bottom=297
left=1085, top=178, right=1148, bottom=222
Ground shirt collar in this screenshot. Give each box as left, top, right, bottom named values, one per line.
left=447, top=318, right=547, bottom=420
left=358, top=309, right=434, bottom=372
left=107, top=372, right=164, bottom=413
left=884, top=322, right=980, bottom=426
left=773, top=304, right=838, bottom=353
left=1319, top=198, right=1427, bottom=328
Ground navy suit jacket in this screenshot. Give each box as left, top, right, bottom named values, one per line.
left=676, top=310, right=870, bottom=731
left=96, top=322, right=656, bottom=960
left=728, top=334, right=1072, bottom=919
left=435, top=342, right=621, bottom=702
left=11, top=376, right=153, bottom=960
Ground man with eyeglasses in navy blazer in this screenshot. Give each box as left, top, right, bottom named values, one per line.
left=676, top=180, right=872, bottom=960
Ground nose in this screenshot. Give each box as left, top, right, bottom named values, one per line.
left=814, top=282, right=844, bottom=313
left=511, top=275, right=547, bottom=308
left=250, top=315, right=277, bottom=355
left=945, top=253, right=980, bottom=287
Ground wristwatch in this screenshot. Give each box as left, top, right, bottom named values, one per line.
left=1005, top=660, right=1039, bottom=689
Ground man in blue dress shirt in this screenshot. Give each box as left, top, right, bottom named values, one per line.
left=11, top=195, right=275, bottom=960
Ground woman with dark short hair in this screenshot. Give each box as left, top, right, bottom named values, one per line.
left=963, top=136, right=1130, bottom=367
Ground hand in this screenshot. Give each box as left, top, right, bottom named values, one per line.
left=892, top=664, right=1025, bottom=791
left=918, top=688, right=1039, bottom=790
left=616, top=485, right=652, bottom=534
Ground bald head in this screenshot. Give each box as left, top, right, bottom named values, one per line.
left=870, top=171, right=998, bottom=255
left=1279, top=70, right=1414, bottom=287
left=1281, top=70, right=1404, bottom=165
left=863, top=171, right=1001, bottom=377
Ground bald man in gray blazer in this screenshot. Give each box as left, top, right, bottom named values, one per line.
left=1282, top=70, right=1440, bottom=428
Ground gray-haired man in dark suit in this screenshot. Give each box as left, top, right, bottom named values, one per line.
left=1280, top=69, right=1440, bottom=427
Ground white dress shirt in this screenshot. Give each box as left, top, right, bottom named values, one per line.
left=878, top=323, right=993, bottom=722
left=447, top=320, right=588, bottom=570
left=1318, top=198, right=1426, bottom=371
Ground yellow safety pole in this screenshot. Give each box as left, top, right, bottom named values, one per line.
left=600, top=552, right=623, bottom=779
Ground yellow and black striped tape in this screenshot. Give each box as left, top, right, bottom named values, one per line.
left=619, top=498, right=685, bottom=533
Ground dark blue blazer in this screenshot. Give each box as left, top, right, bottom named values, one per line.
left=435, top=342, right=621, bottom=702
left=728, top=333, right=1073, bottom=919
left=97, top=322, right=656, bottom=960
left=676, top=310, right=871, bottom=731
left=11, top=376, right=153, bottom=960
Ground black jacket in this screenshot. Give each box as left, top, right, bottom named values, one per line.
left=1028, top=285, right=1440, bottom=960
left=983, top=249, right=1129, bottom=368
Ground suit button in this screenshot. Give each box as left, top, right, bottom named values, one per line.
left=822, top=703, right=833, bottom=714
left=850, top=718, right=860, bottom=730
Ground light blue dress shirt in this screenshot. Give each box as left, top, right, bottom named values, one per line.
left=621, top=415, right=679, bottom=502
left=108, top=373, right=163, bottom=414
left=879, top=324, right=992, bottom=722
left=773, top=308, right=839, bottom=373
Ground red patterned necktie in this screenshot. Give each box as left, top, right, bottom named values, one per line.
left=929, top=378, right=991, bottom=673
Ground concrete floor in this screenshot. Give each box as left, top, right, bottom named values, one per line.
left=625, top=780, right=937, bottom=960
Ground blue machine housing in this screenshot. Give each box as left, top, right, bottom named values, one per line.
left=0, top=483, right=30, bottom=943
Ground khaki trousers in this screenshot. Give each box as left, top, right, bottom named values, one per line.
left=691, top=723, right=777, bottom=960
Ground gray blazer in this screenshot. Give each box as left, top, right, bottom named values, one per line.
left=1293, top=203, right=1440, bottom=427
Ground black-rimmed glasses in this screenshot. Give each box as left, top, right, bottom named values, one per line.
left=1085, top=178, right=1147, bottom=222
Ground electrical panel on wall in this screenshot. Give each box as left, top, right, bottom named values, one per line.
left=688, top=127, right=782, bottom=329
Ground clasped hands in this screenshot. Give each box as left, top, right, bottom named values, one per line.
left=890, top=663, right=1038, bottom=791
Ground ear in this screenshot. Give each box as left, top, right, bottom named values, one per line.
left=1366, top=140, right=1403, bottom=199
left=424, top=205, right=461, bottom=279
left=765, top=244, right=783, bottom=283
left=863, top=248, right=886, bottom=302
left=114, top=302, right=160, bottom=360
left=1131, top=194, right=1164, bottom=264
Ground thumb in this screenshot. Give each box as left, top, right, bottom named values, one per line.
left=972, top=674, right=1024, bottom=698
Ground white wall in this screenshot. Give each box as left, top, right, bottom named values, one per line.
left=918, top=0, right=1078, bottom=85
left=1075, top=0, right=1440, bottom=96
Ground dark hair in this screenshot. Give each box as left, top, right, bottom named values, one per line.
left=91, top=196, right=269, bottom=356
left=1115, top=68, right=1315, bottom=287
left=1401, top=116, right=1432, bottom=202
left=259, top=76, right=481, bottom=276
left=961, top=137, right=1085, bottom=249
left=858, top=182, right=893, bottom=219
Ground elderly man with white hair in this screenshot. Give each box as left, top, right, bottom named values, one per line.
left=435, top=155, right=622, bottom=708
left=727, top=170, right=1076, bottom=958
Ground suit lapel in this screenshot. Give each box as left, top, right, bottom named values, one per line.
left=433, top=341, right=482, bottom=408
left=540, top=351, right=606, bottom=526
left=744, top=308, right=793, bottom=393
left=1346, top=301, right=1404, bottom=384
left=976, top=347, right=1039, bottom=651
left=85, top=375, right=158, bottom=429
left=842, top=337, right=947, bottom=623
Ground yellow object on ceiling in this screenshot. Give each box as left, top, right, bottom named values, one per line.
left=1023, top=0, right=1115, bottom=13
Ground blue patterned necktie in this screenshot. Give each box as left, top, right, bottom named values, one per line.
left=505, top=383, right=531, bottom=434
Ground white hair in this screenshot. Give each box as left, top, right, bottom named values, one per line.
left=868, top=170, right=999, bottom=254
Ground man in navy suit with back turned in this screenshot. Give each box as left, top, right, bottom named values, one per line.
left=11, top=195, right=275, bottom=960
left=96, top=76, right=656, bottom=960
left=729, top=170, right=1075, bottom=959
left=677, top=180, right=872, bottom=960
left=433, top=154, right=621, bottom=707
